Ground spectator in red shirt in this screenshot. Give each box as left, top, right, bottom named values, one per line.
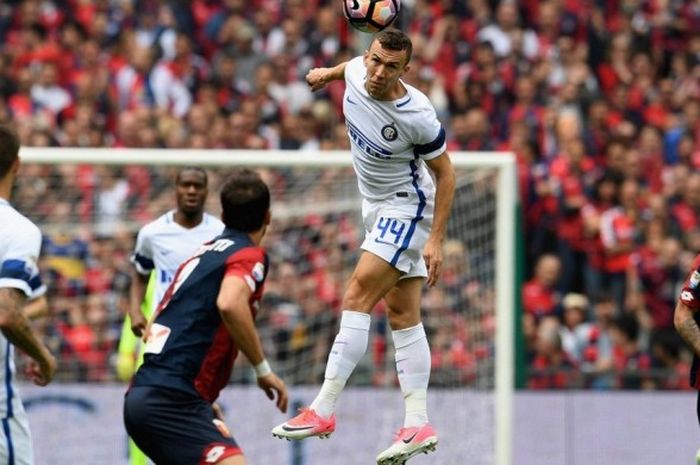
left=507, top=75, right=545, bottom=146
left=523, top=253, right=561, bottom=320
left=528, top=317, right=580, bottom=389
left=552, top=137, right=595, bottom=294
left=581, top=172, right=621, bottom=300
left=522, top=254, right=561, bottom=361
left=600, top=179, right=643, bottom=310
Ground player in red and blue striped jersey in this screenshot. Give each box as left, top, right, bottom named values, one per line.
left=124, top=168, right=287, bottom=465
left=674, top=254, right=700, bottom=462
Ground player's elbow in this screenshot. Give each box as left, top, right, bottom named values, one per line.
left=217, top=295, right=248, bottom=321
left=0, top=309, right=20, bottom=330
left=216, top=295, right=233, bottom=314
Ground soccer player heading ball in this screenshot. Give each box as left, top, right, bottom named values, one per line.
left=272, top=29, right=456, bottom=465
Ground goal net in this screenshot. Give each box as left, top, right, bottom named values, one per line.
left=16, top=148, right=516, bottom=465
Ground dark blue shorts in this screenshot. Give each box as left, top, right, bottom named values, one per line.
left=124, top=386, right=240, bottom=465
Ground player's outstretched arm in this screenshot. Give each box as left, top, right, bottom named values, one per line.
left=217, top=274, right=288, bottom=413
left=0, top=288, right=56, bottom=385
left=424, top=152, right=456, bottom=287
left=305, top=62, right=347, bottom=92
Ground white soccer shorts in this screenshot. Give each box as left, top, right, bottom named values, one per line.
left=0, top=410, right=34, bottom=465
left=360, top=197, right=433, bottom=279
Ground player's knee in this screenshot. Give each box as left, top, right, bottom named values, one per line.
left=342, top=275, right=378, bottom=310
left=386, top=307, right=419, bottom=330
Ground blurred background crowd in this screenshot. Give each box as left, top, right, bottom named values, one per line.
left=3, top=0, right=700, bottom=390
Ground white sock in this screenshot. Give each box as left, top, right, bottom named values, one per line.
left=310, top=310, right=370, bottom=418
left=392, top=323, right=431, bottom=427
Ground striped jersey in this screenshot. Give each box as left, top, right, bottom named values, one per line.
left=0, top=198, right=46, bottom=418
left=130, top=210, right=224, bottom=314
left=343, top=56, right=447, bottom=204
left=131, top=228, right=268, bottom=402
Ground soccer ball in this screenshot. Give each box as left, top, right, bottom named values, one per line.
left=342, top=0, right=400, bottom=33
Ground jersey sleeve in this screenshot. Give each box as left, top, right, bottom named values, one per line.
left=343, top=56, right=364, bottom=86
left=0, top=223, right=45, bottom=298
left=224, top=247, right=268, bottom=293
left=412, top=108, right=446, bottom=161
left=131, top=226, right=155, bottom=275
left=680, top=253, right=700, bottom=309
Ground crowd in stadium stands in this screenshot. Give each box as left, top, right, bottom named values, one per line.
left=2, top=0, right=700, bottom=389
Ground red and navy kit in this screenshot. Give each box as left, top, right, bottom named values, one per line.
left=124, top=228, right=268, bottom=465
left=679, top=253, right=700, bottom=389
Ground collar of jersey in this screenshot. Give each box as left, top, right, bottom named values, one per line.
left=168, top=209, right=208, bottom=229
left=221, top=227, right=253, bottom=245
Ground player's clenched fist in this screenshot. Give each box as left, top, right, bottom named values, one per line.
left=306, top=68, right=330, bottom=91
left=25, top=352, right=56, bottom=386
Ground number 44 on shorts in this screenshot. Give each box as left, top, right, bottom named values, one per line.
left=375, top=217, right=406, bottom=245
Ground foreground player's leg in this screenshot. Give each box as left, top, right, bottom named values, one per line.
left=377, top=279, right=438, bottom=465
left=272, top=252, right=400, bottom=441
left=312, top=310, right=371, bottom=417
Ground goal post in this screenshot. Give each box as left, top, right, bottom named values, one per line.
left=18, top=147, right=517, bottom=465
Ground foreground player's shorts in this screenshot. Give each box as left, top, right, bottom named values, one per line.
left=0, top=401, right=34, bottom=465
left=361, top=196, right=433, bottom=278
left=124, top=386, right=241, bottom=465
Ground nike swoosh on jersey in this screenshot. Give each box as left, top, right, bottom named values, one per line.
left=346, top=95, right=357, bottom=105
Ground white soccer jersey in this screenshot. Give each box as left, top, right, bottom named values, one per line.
left=0, top=198, right=45, bottom=449
left=130, top=211, right=224, bottom=313
left=343, top=56, right=447, bottom=205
